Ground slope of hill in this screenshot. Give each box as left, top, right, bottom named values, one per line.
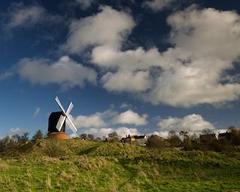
left=0, top=139, right=240, bottom=192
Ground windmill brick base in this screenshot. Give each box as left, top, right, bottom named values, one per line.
left=48, top=132, right=69, bottom=140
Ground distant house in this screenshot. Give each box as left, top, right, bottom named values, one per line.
left=200, top=134, right=216, bottom=144
left=218, top=132, right=233, bottom=143
left=121, top=135, right=147, bottom=146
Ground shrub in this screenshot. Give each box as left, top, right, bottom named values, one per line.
left=167, top=131, right=182, bottom=147
left=146, top=135, right=165, bottom=149
left=107, top=132, right=119, bottom=142
left=0, top=136, right=11, bottom=152
left=230, top=128, right=240, bottom=145
left=79, top=134, right=95, bottom=140
left=44, top=140, right=70, bottom=157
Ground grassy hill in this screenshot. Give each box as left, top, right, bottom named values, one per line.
left=0, top=139, right=240, bottom=192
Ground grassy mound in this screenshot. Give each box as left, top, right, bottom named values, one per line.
left=0, top=139, right=239, bottom=191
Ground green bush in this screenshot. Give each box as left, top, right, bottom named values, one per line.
left=146, top=135, right=165, bottom=149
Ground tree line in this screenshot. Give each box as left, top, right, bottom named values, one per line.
left=0, top=127, right=240, bottom=153
left=146, top=127, right=240, bottom=152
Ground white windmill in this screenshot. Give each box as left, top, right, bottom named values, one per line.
left=48, top=97, right=77, bottom=139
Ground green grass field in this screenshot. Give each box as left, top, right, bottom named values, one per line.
left=0, top=139, right=240, bottom=192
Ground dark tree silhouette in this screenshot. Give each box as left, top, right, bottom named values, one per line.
left=32, top=130, right=44, bottom=141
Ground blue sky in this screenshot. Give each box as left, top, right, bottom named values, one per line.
left=1, top=0, right=240, bottom=138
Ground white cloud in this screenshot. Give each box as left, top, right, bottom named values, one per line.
left=74, top=113, right=106, bottom=128
left=92, top=46, right=162, bottom=93
left=72, top=108, right=146, bottom=138
left=101, top=70, right=152, bottom=92
left=33, top=107, right=40, bottom=118
left=8, top=128, right=27, bottom=137
left=18, top=56, right=97, bottom=89
left=158, top=114, right=215, bottom=135
left=92, top=46, right=162, bottom=70
left=6, top=3, right=60, bottom=29
left=115, top=127, right=139, bottom=137
left=143, top=7, right=240, bottom=107
left=76, top=0, right=95, bottom=10
left=144, top=0, right=176, bottom=11
left=90, top=7, right=240, bottom=107
left=73, top=109, right=114, bottom=129
left=79, top=127, right=139, bottom=138
left=113, top=110, right=148, bottom=126
left=80, top=128, right=112, bottom=138
left=167, top=7, right=240, bottom=61
left=147, top=131, right=169, bottom=138
left=145, top=57, right=240, bottom=107
left=74, top=108, right=147, bottom=128
left=158, top=131, right=169, bottom=138
left=63, top=6, right=135, bottom=53
left=12, top=5, right=240, bottom=108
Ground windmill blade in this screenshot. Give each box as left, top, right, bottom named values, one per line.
left=66, top=102, right=73, bottom=115
left=56, top=115, right=66, bottom=131
left=55, top=96, right=66, bottom=113
left=66, top=115, right=77, bottom=132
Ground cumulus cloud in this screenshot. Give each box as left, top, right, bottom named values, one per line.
left=167, top=7, right=240, bottom=61
left=90, top=7, right=240, bottom=107
left=74, top=109, right=147, bottom=128
left=92, top=46, right=162, bottom=70
left=63, top=6, right=135, bottom=53
left=115, top=127, right=139, bottom=137
left=144, top=0, right=176, bottom=11
left=148, top=131, right=169, bottom=138
left=73, top=108, right=118, bottom=128
left=143, top=7, right=240, bottom=107
left=101, top=70, right=152, bottom=92
left=5, top=3, right=60, bottom=29
left=74, top=113, right=106, bottom=128
left=92, top=46, right=163, bottom=93
left=113, top=110, right=148, bottom=126
left=18, top=56, right=97, bottom=89
left=13, top=5, right=240, bottom=108
left=73, top=108, right=146, bottom=138
left=144, top=56, right=240, bottom=107
left=78, top=127, right=139, bottom=138
left=158, top=114, right=215, bottom=135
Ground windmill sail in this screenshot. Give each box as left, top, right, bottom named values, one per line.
left=54, top=97, right=77, bottom=133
